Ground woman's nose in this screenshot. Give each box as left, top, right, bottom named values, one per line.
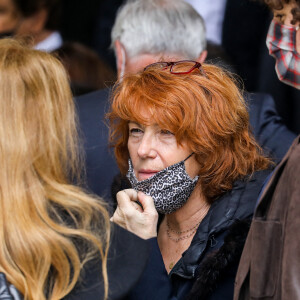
left=137, top=134, right=157, bottom=158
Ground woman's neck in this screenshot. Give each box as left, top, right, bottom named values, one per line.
left=157, top=187, right=211, bottom=272
left=164, top=186, right=210, bottom=232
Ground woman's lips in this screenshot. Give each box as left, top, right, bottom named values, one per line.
left=138, top=170, right=158, bottom=180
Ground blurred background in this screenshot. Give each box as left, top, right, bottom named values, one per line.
left=1, top=0, right=297, bottom=131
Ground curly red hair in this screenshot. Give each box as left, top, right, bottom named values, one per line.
left=107, top=62, right=271, bottom=201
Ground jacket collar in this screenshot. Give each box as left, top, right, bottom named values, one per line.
left=170, top=169, right=272, bottom=279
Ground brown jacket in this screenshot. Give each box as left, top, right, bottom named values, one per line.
left=234, top=135, right=300, bottom=300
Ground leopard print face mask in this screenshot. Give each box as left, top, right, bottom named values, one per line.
left=126, top=153, right=199, bottom=214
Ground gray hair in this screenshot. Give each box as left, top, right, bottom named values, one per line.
left=111, top=0, right=206, bottom=60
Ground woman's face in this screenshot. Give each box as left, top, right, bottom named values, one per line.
left=127, top=111, right=200, bottom=181
left=0, top=0, right=19, bottom=34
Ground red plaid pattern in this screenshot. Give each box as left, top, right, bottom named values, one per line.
left=266, top=19, right=300, bottom=89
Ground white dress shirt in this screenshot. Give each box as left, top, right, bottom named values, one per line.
left=34, top=31, right=63, bottom=52
left=185, top=0, right=227, bottom=45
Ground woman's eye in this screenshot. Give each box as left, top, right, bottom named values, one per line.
left=129, top=128, right=143, bottom=136
left=160, top=129, right=174, bottom=135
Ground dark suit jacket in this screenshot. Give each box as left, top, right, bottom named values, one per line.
left=74, top=88, right=119, bottom=210
left=75, top=89, right=296, bottom=204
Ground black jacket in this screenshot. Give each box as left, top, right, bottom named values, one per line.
left=127, top=169, right=272, bottom=300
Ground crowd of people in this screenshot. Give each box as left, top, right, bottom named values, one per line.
left=0, top=0, right=299, bottom=299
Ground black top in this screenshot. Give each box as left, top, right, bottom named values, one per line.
left=127, top=169, right=272, bottom=300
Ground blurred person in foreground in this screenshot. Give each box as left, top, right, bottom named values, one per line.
left=0, top=0, right=19, bottom=38
left=0, top=38, right=148, bottom=300
left=76, top=0, right=296, bottom=204
left=234, top=0, right=300, bottom=299
left=109, top=61, right=273, bottom=299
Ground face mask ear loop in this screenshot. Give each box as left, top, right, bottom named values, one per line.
left=183, top=153, right=195, bottom=162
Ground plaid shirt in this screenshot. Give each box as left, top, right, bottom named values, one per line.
left=266, top=19, right=300, bottom=89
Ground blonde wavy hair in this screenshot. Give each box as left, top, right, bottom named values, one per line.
left=108, top=62, right=271, bottom=201
left=0, top=39, right=110, bottom=299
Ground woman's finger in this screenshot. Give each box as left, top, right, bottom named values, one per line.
left=116, top=189, right=138, bottom=208
left=137, top=191, right=157, bottom=214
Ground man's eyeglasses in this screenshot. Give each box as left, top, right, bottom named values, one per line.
left=144, top=60, right=205, bottom=75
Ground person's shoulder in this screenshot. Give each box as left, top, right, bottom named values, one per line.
left=110, top=222, right=150, bottom=256
left=235, top=168, right=274, bottom=202
left=216, top=168, right=273, bottom=223
left=65, top=224, right=150, bottom=300
left=244, top=91, right=275, bottom=106
left=250, top=168, right=274, bottom=184
left=74, top=87, right=112, bottom=121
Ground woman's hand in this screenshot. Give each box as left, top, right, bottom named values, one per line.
left=111, top=189, right=158, bottom=239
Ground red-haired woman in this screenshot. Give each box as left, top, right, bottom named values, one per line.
left=108, top=61, right=273, bottom=300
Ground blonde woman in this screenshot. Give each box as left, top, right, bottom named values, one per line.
left=0, top=39, right=148, bottom=300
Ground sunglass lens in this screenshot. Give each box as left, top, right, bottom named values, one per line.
left=144, top=62, right=169, bottom=71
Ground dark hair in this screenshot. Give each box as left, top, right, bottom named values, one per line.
left=14, top=0, right=61, bottom=30
left=261, top=0, right=300, bottom=24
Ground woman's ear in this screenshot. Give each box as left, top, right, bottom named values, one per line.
left=197, top=50, right=207, bottom=63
